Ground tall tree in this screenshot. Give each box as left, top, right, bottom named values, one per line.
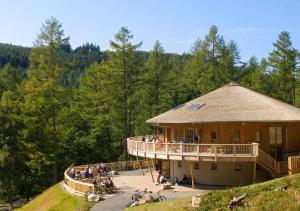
left=268, top=31, right=299, bottom=105
left=20, top=17, right=69, bottom=183
left=135, top=41, right=170, bottom=134
left=107, top=27, right=142, bottom=156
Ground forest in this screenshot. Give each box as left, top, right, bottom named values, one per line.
left=0, top=17, right=299, bottom=204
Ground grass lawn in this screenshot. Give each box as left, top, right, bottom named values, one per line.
left=126, top=197, right=192, bottom=211
left=16, top=183, right=94, bottom=211
left=127, top=174, right=300, bottom=211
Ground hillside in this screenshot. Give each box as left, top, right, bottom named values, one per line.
left=128, top=173, right=300, bottom=211
left=16, top=183, right=93, bottom=211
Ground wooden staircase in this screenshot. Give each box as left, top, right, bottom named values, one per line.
left=257, top=148, right=287, bottom=177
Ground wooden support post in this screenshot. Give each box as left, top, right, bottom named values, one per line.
left=288, top=156, right=292, bottom=177
left=253, top=161, right=256, bottom=184
left=147, top=160, right=155, bottom=183
left=136, top=155, right=144, bottom=176
left=189, top=161, right=195, bottom=189
left=151, top=158, right=155, bottom=171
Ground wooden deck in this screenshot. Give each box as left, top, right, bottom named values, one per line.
left=127, top=137, right=259, bottom=162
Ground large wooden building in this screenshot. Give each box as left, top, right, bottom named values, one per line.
left=127, top=83, right=300, bottom=186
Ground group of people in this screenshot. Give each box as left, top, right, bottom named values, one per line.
left=92, top=176, right=114, bottom=188
left=141, top=135, right=161, bottom=143
left=69, top=163, right=107, bottom=180
left=69, top=165, right=93, bottom=180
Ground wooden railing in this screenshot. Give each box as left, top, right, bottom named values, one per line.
left=288, top=156, right=300, bottom=176
left=257, top=148, right=288, bottom=176
left=257, top=148, right=277, bottom=173
left=64, top=160, right=150, bottom=195
left=64, top=167, right=95, bottom=195
left=127, top=137, right=259, bottom=160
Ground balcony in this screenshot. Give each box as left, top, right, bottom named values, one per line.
left=127, top=136, right=259, bottom=162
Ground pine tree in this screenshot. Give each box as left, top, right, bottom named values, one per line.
left=135, top=41, right=171, bottom=134
left=106, top=27, right=142, bottom=157
left=20, top=17, right=69, bottom=183
left=268, top=31, right=299, bottom=105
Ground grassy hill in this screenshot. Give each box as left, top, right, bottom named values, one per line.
left=16, top=183, right=94, bottom=211
left=128, top=173, right=300, bottom=211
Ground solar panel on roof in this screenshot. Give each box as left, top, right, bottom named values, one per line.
left=187, top=103, right=205, bottom=110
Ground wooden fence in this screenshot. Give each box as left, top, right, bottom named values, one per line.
left=288, top=156, right=300, bottom=176
left=64, top=160, right=150, bottom=195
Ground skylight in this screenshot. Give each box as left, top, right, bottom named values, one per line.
left=187, top=103, right=205, bottom=110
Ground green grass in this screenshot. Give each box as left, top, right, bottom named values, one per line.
left=126, top=197, right=192, bottom=211
left=127, top=174, right=300, bottom=211
left=16, top=183, right=94, bottom=211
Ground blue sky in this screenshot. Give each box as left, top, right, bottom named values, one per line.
left=1, top=0, right=300, bottom=60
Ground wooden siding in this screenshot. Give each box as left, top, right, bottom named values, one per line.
left=160, top=122, right=300, bottom=157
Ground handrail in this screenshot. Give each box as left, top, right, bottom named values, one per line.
left=127, top=138, right=259, bottom=158
left=257, top=148, right=277, bottom=174
left=64, top=160, right=150, bottom=195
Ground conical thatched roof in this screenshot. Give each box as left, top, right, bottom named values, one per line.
left=146, top=82, right=300, bottom=124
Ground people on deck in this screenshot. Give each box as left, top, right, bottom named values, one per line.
left=179, top=138, right=184, bottom=144
left=70, top=168, right=75, bottom=179
left=142, top=135, right=146, bottom=142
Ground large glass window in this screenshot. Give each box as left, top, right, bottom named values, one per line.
left=269, top=127, right=282, bottom=145
left=211, top=131, right=217, bottom=143
left=233, top=129, right=240, bottom=143
left=255, top=130, right=261, bottom=143
left=186, top=129, right=194, bottom=143
left=176, top=128, right=184, bottom=141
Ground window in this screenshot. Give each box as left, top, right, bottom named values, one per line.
left=211, top=163, right=217, bottom=171
left=186, top=129, right=194, bottom=143
left=211, top=131, right=217, bottom=143
left=269, top=127, right=282, bottom=145
left=255, top=130, right=261, bottom=143
left=176, top=128, right=184, bottom=141
left=177, top=161, right=182, bottom=168
left=235, top=163, right=242, bottom=171
left=194, top=163, right=199, bottom=170
left=233, top=129, right=240, bottom=143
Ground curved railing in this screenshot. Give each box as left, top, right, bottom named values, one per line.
left=127, top=137, right=259, bottom=161
left=64, top=160, right=149, bottom=195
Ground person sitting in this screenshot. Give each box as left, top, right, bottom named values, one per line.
left=142, top=135, right=146, bottom=142
left=105, top=177, right=114, bottom=188
left=159, top=174, right=166, bottom=184
left=75, top=171, right=81, bottom=180
left=85, top=167, right=90, bottom=178
left=180, top=174, right=188, bottom=185
left=88, top=166, right=93, bottom=178
left=179, top=138, right=184, bottom=144
left=70, top=168, right=75, bottom=179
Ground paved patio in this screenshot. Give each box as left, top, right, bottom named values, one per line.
left=91, top=169, right=222, bottom=211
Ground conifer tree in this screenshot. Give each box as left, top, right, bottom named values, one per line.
left=20, top=17, right=69, bottom=183
left=268, top=31, right=299, bottom=105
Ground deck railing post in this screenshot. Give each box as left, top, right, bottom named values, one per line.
left=233, top=145, right=236, bottom=156
left=197, top=145, right=200, bottom=155
left=135, top=141, right=138, bottom=152
left=180, top=144, right=183, bottom=156
left=144, top=142, right=146, bottom=152
left=166, top=144, right=168, bottom=155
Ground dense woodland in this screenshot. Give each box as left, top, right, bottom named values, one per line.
left=0, top=17, right=299, bottom=204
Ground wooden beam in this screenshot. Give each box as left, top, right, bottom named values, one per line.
left=252, top=161, right=256, bottom=184
left=147, top=159, right=155, bottom=183
left=136, top=155, right=144, bottom=176
left=189, top=161, right=195, bottom=189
